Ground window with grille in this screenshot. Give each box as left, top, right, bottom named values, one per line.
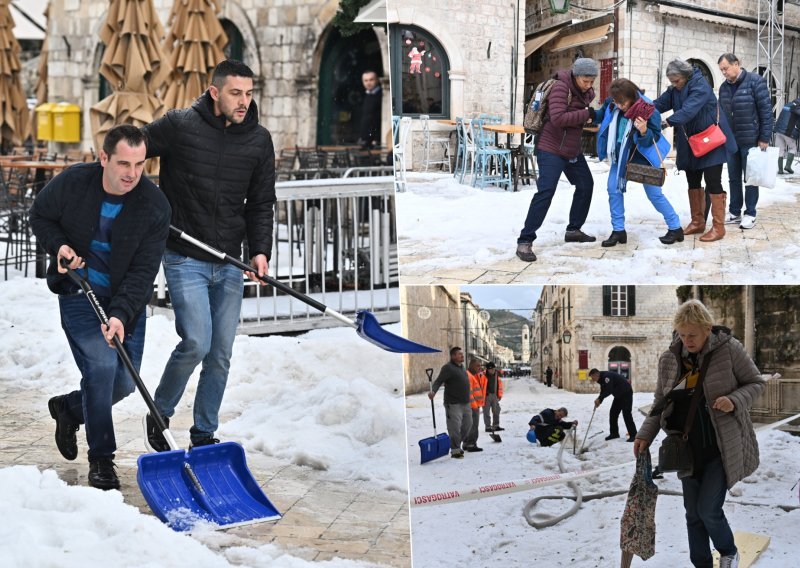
left=602, top=286, right=636, bottom=317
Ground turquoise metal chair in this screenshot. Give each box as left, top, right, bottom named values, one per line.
left=472, top=119, right=512, bottom=191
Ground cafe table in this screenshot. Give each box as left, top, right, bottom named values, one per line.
left=481, top=123, right=535, bottom=191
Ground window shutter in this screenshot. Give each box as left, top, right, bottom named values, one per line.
left=628, top=285, right=636, bottom=316
left=602, top=286, right=611, bottom=316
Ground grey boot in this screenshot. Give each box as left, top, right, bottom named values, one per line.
left=516, top=242, right=537, bottom=262
left=786, top=153, right=795, bottom=174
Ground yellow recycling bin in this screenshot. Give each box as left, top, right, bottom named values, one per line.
left=52, top=102, right=81, bottom=143
left=35, top=102, right=57, bottom=141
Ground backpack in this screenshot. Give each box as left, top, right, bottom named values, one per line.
left=523, top=78, right=573, bottom=134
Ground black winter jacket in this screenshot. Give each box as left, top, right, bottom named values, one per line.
left=29, top=162, right=171, bottom=330
left=718, top=69, right=774, bottom=148
left=142, top=91, right=275, bottom=262
left=597, top=370, right=633, bottom=402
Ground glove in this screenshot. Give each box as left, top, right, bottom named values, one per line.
left=587, top=107, right=597, bottom=121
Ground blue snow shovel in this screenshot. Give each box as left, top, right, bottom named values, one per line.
left=419, top=368, right=451, bottom=464
left=61, top=261, right=281, bottom=531
left=170, top=226, right=439, bottom=354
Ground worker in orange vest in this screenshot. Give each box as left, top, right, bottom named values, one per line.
left=484, top=362, right=504, bottom=432
left=463, top=358, right=487, bottom=452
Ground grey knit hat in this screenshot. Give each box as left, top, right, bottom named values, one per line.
left=572, top=58, right=599, bottom=77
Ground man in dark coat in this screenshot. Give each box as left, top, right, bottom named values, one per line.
left=545, top=365, right=553, bottom=387
left=358, top=70, right=382, bottom=149
left=141, top=59, right=276, bottom=451
left=29, top=125, right=171, bottom=490
left=589, top=368, right=637, bottom=442
left=516, top=58, right=599, bottom=263
left=529, top=407, right=577, bottom=447
left=429, top=347, right=472, bottom=458
left=718, top=53, right=774, bottom=230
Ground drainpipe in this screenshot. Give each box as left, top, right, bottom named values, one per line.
left=744, top=286, right=755, bottom=358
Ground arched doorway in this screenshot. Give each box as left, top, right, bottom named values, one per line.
left=688, top=58, right=714, bottom=87
left=317, top=27, right=384, bottom=146
left=608, top=346, right=631, bottom=381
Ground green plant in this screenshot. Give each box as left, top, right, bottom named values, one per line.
left=332, top=0, right=377, bottom=38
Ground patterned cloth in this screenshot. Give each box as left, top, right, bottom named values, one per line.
left=620, top=450, right=658, bottom=561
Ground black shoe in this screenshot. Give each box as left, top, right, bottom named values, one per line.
left=659, top=227, right=684, bottom=245
left=516, top=242, right=537, bottom=262
left=143, top=413, right=171, bottom=453
left=493, top=426, right=505, bottom=431
left=48, top=395, right=79, bottom=461
left=601, top=230, right=627, bottom=247
left=463, top=445, right=484, bottom=452
left=651, top=466, right=664, bottom=479
left=485, top=427, right=494, bottom=432
left=451, top=452, right=464, bottom=459
left=605, top=434, right=620, bottom=441
left=88, top=458, right=120, bottom=490
left=189, top=436, right=220, bottom=450
left=626, top=437, right=636, bottom=442
left=565, top=229, right=597, bottom=243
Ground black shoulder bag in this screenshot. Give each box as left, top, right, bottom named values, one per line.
left=658, top=352, right=713, bottom=473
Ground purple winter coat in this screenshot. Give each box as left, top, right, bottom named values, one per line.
left=536, top=69, right=595, bottom=159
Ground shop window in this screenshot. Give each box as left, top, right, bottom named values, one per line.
left=390, top=25, right=449, bottom=117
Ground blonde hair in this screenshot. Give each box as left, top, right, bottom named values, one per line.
left=673, top=299, right=714, bottom=330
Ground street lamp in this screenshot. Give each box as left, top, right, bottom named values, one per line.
left=550, top=0, right=570, bottom=14
left=562, top=329, right=572, bottom=344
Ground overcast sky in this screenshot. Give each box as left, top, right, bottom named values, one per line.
left=461, top=286, right=542, bottom=319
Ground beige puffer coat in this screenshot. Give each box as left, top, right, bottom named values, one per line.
left=637, top=327, right=765, bottom=488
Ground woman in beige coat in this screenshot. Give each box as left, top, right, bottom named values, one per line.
left=633, top=300, right=764, bottom=568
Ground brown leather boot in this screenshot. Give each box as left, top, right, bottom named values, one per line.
left=684, top=187, right=706, bottom=235
left=699, top=192, right=727, bottom=242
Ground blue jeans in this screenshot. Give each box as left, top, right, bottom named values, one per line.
left=608, top=162, right=681, bottom=231
left=518, top=150, right=594, bottom=243
left=59, top=293, right=144, bottom=461
left=681, top=456, right=737, bottom=567
left=155, top=250, right=243, bottom=443
left=727, top=145, right=759, bottom=217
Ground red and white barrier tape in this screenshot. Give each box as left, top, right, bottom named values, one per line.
left=411, top=411, right=800, bottom=508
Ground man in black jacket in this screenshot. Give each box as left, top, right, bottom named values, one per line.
left=429, top=347, right=471, bottom=458
left=358, top=70, right=381, bottom=149
left=141, top=59, right=276, bottom=451
left=589, top=368, right=637, bottom=442
left=29, top=124, right=170, bottom=490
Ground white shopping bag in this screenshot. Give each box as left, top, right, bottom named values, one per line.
left=745, top=146, right=779, bottom=188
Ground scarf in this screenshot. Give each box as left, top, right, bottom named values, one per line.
left=624, top=97, right=655, bottom=121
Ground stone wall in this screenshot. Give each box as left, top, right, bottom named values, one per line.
left=401, top=285, right=462, bottom=393
left=43, top=0, right=390, bottom=153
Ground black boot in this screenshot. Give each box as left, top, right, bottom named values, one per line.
left=601, top=230, right=627, bottom=247
left=786, top=153, right=795, bottom=174
left=48, top=395, right=80, bottom=461
left=659, top=227, right=685, bottom=245
left=88, top=458, right=120, bottom=490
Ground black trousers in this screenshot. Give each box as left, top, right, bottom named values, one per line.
left=609, top=392, right=637, bottom=438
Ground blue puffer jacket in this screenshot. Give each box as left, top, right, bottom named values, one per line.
left=654, top=68, right=737, bottom=171
left=718, top=69, right=774, bottom=147
left=774, top=98, right=800, bottom=138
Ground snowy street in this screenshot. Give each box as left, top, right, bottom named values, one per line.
left=405, top=375, right=799, bottom=567
left=396, top=164, right=800, bottom=284
left=0, top=278, right=410, bottom=567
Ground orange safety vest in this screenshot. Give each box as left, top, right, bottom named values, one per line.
left=486, top=371, right=504, bottom=398
left=468, top=371, right=487, bottom=409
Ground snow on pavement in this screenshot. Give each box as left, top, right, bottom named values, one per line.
left=405, top=376, right=799, bottom=567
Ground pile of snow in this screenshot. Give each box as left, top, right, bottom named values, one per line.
left=406, top=376, right=800, bottom=567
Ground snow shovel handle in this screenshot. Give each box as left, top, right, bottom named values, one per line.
left=426, top=368, right=438, bottom=433
left=169, top=225, right=357, bottom=329
left=60, top=260, right=179, bottom=451
left=579, top=407, right=596, bottom=454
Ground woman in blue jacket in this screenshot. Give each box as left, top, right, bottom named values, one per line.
left=654, top=60, right=738, bottom=242
left=596, top=79, right=682, bottom=246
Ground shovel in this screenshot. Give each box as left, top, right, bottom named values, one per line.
left=579, top=407, right=597, bottom=455
left=169, top=226, right=439, bottom=354
left=419, top=368, right=450, bottom=464
left=61, top=262, right=281, bottom=531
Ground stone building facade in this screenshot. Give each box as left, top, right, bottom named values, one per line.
left=525, top=1, right=800, bottom=110
left=530, top=285, right=679, bottom=394
left=401, top=285, right=462, bottom=394
left=40, top=0, right=391, bottom=153
left=387, top=0, right=525, bottom=169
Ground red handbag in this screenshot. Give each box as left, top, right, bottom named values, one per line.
left=683, top=105, right=727, bottom=158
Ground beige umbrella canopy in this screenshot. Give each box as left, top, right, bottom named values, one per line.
left=90, top=0, right=171, bottom=152
left=162, top=0, right=227, bottom=111
left=0, top=0, right=31, bottom=149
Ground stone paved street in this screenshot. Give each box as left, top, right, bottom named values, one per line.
left=0, top=384, right=411, bottom=567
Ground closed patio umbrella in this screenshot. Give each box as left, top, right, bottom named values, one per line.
left=162, top=0, right=227, bottom=111
left=89, top=0, right=171, bottom=152
left=0, top=0, right=31, bottom=149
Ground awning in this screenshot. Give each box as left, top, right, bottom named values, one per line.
left=354, top=0, right=386, bottom=23
left=657, top=4, right=757, bottom=31
left=525, top=29, right=562, bottom=58
left=550, top=23, right=613, bottom=53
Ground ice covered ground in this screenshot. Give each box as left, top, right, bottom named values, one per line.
left=395, top=162, right=800, bottom=284
left=0, top=278, right=409, bottom=566
left=405, top=376, right=799, bottom=567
